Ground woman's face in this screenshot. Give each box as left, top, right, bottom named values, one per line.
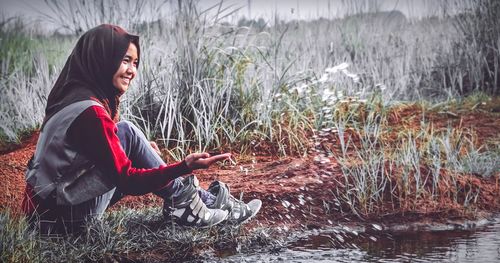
left=112, top=42, right=138, bottom=93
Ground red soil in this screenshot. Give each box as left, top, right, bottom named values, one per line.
left=1, top=102, right=499, bottom=229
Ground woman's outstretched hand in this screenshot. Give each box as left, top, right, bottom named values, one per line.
left=185, top=152, right=231, bottom=170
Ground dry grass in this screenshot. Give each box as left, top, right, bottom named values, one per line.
left=0, top=207, right=282, bottom=262
left=327, top=93, right=499, bottom=218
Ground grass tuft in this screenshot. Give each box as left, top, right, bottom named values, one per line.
left=0, top=207, right=281, bottom=262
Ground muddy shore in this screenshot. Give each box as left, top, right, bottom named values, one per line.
left=1, top=103, right=500, bottom=233
left=1, top=135, right=498, bottom=233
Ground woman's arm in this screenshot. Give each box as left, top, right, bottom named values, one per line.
left=67, top=105, right=191, bottom=195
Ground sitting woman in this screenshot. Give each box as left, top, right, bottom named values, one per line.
left=21, top=24, right=260, bottom=235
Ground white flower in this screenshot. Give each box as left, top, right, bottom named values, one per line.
left=325, top=62, right=349, bottom=74
left=375, top=83, right=387, bottom=90
left=318, top=73, right=329, bottom=83
left=341, top=69, right=360, bottom=82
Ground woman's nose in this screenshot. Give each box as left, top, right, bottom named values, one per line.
left=126, top=65, right=135, bottom=74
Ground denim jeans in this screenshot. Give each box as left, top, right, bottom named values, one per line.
left=114, top=121, right=215, bottom=206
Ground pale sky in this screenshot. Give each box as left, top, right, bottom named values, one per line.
left=200, top=0, right=452, bottom=21
left=1, top=0, right=465, bottom=30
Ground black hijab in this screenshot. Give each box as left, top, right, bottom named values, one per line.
left=43, top=24, right=140, bottom=127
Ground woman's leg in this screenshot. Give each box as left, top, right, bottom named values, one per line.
left=30, top=120, right=213, bottom=235
left=115, top=121, right=226, bottom=228
left=57, top=189, right=116, bottom=234
left=115, top=120, right=215, bottom=205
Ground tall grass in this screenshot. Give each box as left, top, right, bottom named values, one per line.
left=0, top=19, right=71, bottom=143
left=0, top=0, right=498, bottom=155
left=41, top=0, right=167, bottom=35
left=451, top=0, right=500, bottom=94
left=0, top=2, right=498, bottom=256
left=329, top=94, right=499, bottom=218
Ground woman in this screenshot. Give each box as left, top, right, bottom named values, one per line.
left=22, top=24, right=260, bottom=235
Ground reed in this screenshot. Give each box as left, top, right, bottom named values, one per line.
left=330, top=94, right=499, bottom=218
left=2, top=0, right=498, bottom=150
left=0, top=1, right=499, bottom=259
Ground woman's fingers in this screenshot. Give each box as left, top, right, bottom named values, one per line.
left=185, top=152, right=231, bottom=170
left=190, top=152, right=210, bottom=160
left=185, top=153, right=208, bottom=169
left=203, top=153, right=231, bottom=165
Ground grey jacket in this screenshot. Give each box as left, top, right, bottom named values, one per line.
left=26, top=100, right=116, bottom=205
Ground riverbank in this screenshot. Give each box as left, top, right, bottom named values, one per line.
left=2, top=139, right=498, bottom=231
left=1, top=98, right=499, bottom=261
left=1, top=98, right=499, bottom=229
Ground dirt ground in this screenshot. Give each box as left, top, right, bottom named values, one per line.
left=1, top=102, right=499, bottom=230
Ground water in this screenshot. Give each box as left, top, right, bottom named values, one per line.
left=220, top=218, right=500, bottom=262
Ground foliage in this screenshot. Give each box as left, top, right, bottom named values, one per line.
left=451, top=0, right=500, bottom=94
left=0, top=210, right=40, bottom=262
left=328, top=95, right=499, bottom=218
left=0, top=0, right=499, bottom=155
left=0, top=208, right=280, bottom=262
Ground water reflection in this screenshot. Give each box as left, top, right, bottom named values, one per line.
left=221, top=218, right=500, bottom=262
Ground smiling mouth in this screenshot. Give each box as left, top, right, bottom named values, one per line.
left=121, top=77, right=131, bottom=85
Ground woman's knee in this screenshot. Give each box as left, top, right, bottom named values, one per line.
left=116, top=120, right=145, bottom=140
left=117, top=120, right=137, bottom=135
left=116, top=120, right=141, bottom=154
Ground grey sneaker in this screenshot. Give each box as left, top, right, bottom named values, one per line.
left=163, top=175, right=228, bottom=228
left=207, top=181, right=262, bottom=225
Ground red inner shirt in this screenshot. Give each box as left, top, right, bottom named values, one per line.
left=22, top=105, right=190, bottom=214
left=67, top=105, right=191, bottom=195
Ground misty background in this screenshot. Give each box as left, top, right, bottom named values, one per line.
left=1, top=0, right=468, bottom=33
left=0, top=0, right=498, bottom=150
